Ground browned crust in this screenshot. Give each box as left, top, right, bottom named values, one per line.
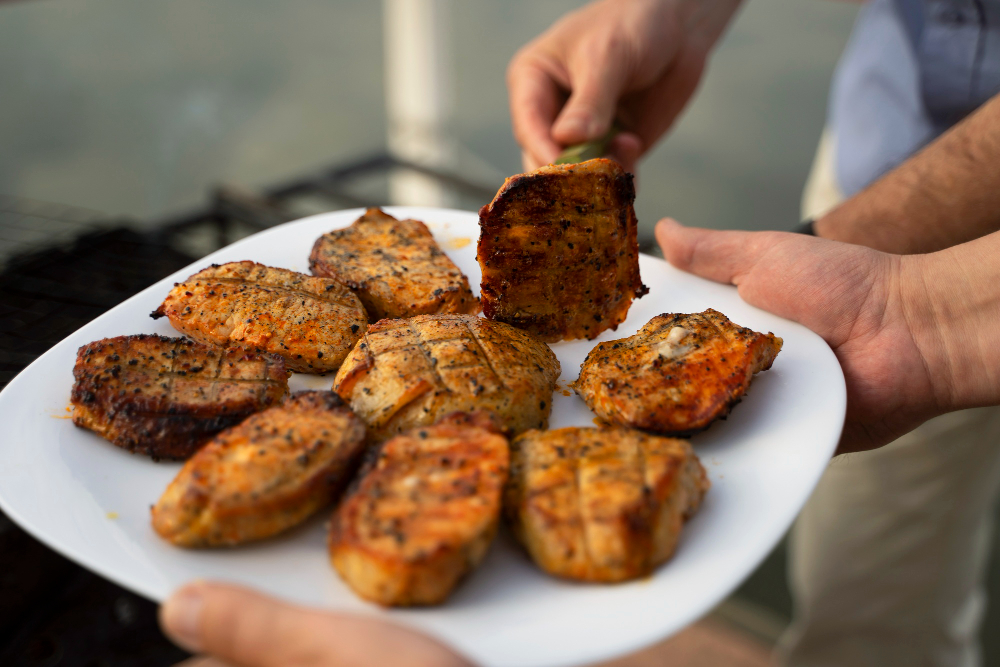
left=331, top=314, right=560, bottom=443
left=478, top=159, right=647, bottom=342
left=71, top=335, right=288, bottom=460
left=572, top=310, right=783, bottom=435
left=505, top=426, right=708, bottom=583
left=309, top=208, right=478, bottom=321
left=329, top=411, right=508, bottom=606
left=152, top=261, right=367, bottom=374
left=152, top=390, right=367, bottom=547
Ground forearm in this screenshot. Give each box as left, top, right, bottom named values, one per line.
left=900, top=229, right=1000, bottom=413
left=815, top=92, right=1000, bottom=254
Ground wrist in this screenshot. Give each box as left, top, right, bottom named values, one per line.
left=812, top=206, right=907, bottom=251
left=897, top=241, right=1000, bottom=413
left=895, top=254, right=956, bottom=413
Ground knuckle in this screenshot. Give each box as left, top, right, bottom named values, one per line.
left=506, top=53, right=525, bottom=85
left=586, top=29, right=627, bottom=66
left=507, top=41, right=545, bottom=85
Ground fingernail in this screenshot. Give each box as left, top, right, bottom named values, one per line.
left=162, top=584, right=205, bottom=652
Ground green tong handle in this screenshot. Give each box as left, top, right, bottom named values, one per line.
left=553, top=123, right=622, bottom=164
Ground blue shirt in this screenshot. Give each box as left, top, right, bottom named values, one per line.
left=831, top=0, right=1000, bottom=195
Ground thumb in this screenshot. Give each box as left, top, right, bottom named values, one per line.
left=656, top=218, right=776, bottom=286
left=656, top=218, right=888, bottom=350
left=551, top=48, right=629, bottom=145
left=160, top=581, right=471, bottom=667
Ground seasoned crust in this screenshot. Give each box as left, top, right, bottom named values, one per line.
left=505, top=426, right=708, bottom=583
left=329, top=411, right=509, bottom=606
left=572, top=309, right=783, bottom=435
left=332, top=314, right=560, bottom=443
left=71, top=335, right=288, bottom=460
left=309, top=207, right=478, bottom=321
left=478, top=158, right=647, bottom=342
left=152, top=261, right=367, bottom=374
left=152, top=391, right=366, bottom=547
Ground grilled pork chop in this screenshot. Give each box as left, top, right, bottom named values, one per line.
left=478, top=158, right=647, bottom=342
left=152, top=261, right=367, bottom=373
left=71, top=335, right=288, bottom=460
left=329, top=411, right=508, bottom=606
left=573, top=309, right=783, bottom=434
left=152, top=391, right=366, bottom=547
left=309, top=208, right=477, bottom=321
left=333, top=314, right=560, bottom=442
left=505, top=426, right=708, bottom=582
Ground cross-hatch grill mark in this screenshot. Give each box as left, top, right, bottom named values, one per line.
left=633, top=436, right=648, bottom=504
left=702, top=313, right=726, bottom=343
left=154, top=339, right=177, bottom=406
left=337, top=254, right=446, bottom=278
left=127, top=343, right=282, bottom=409
left=368, top=324, right=506, bottom=395
left=207, top=345, right=226, bottom=404
left=401, top=323, right=443, bottom=392
left=189, top=275, right=361, bottom=312
left=137, top=371, right=281, bottom=385
left=464, top=322, right=506, bottom=391
left=573, top=434, right=592, bottom=571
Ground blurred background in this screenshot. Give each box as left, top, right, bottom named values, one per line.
left=0, top=0, right=859, bottom=251
left=2, top=0, right=999, bottom=665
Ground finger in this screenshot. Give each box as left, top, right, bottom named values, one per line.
left=657, top=218, right=882, bottom=348
left=607, top=132, right=643, bottom=174
left=161, top=581, right=471, bottom=667
left=656, top=218, right=774, bottom=285
left=508, top=56, right=563, bottom=166
left=551, top=45, right=630, bottom=145
left=522, top=149, right=544, bottom=172
left=624, top=48, right=706, bottom=152
left=173, top=658, right=234, bottom=667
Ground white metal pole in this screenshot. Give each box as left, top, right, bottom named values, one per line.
left=382, top=0, right=455, bottom=207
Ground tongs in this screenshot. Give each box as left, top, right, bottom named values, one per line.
left=554, top=123, right=622, bottom=164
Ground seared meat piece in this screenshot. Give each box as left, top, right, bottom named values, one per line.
left=329, top=411, right=508, bottom=606
left=572, top=309, right=783, bottom=435
left=477, top=158, right=647, bottom=342
left=309, top=208, right=477, bottom=321
left=505, top=426, right=708, bottom=583
left=333, top=314, right=559, bottom=443
left=71, top=335, right=288, bottom=460
left=152, top=261, right=367, bottom=374
left=152, top=391, right=366, bottom=547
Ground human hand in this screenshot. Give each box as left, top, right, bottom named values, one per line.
left=656, top=219, right=957, bottom=454
left=507, top=0, right=741, bottom=171
left=160, top=581, right=472, bottom=667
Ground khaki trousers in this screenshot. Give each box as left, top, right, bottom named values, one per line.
left=778, top=130, right=1000, bottom=667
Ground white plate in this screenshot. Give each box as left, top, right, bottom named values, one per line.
left=0, top=207, right=844, bottom=667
